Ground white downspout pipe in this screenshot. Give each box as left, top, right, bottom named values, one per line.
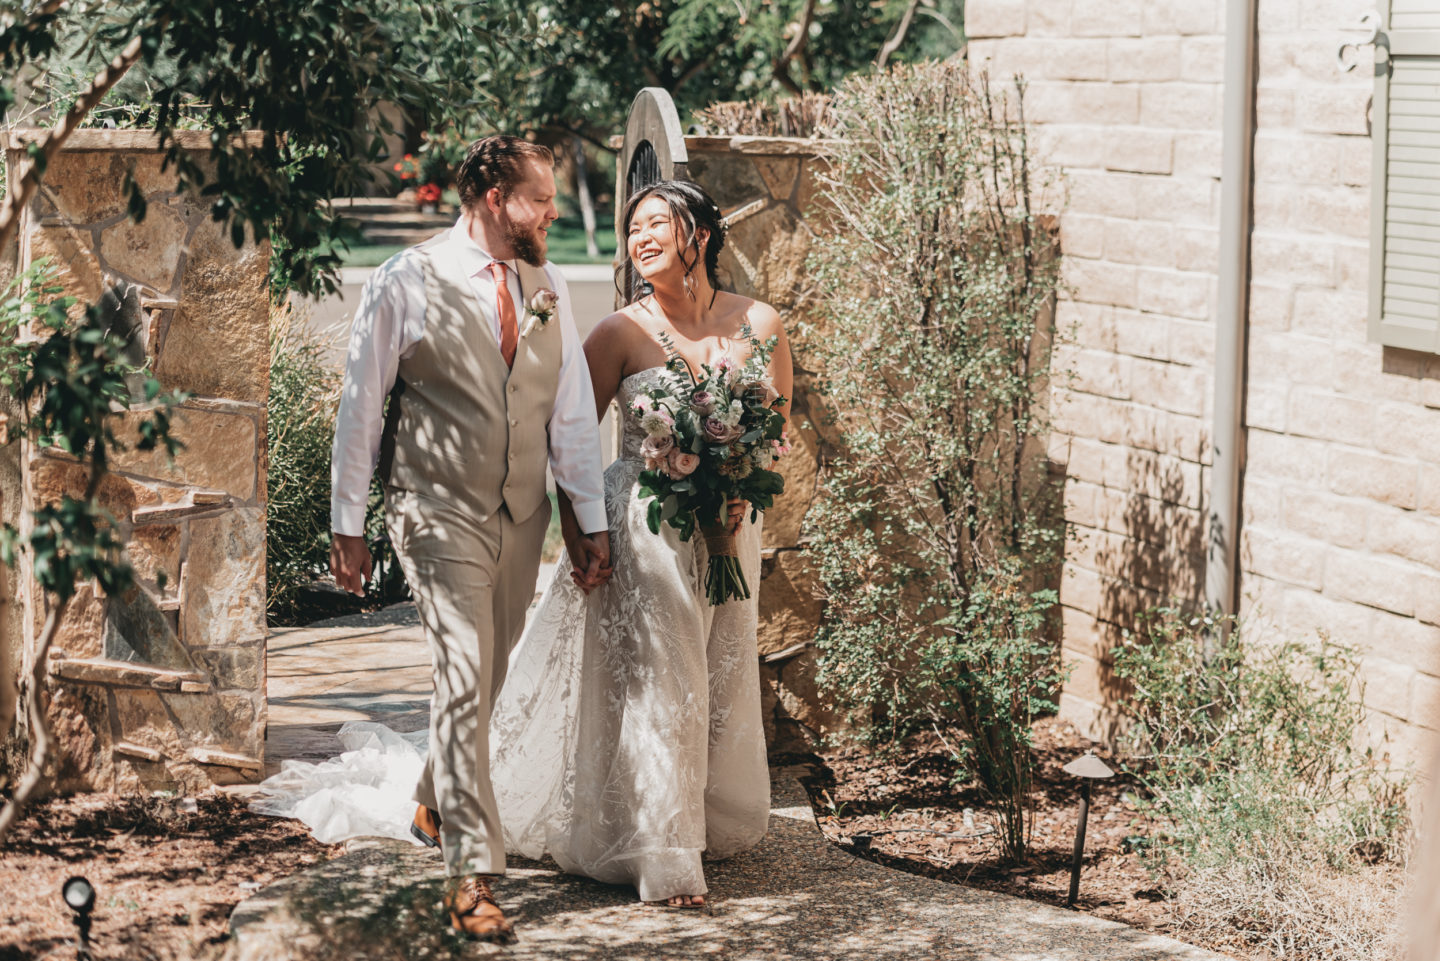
left=1207, top=0, right=1260, bottom=619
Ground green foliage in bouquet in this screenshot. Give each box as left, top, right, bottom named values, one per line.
left=803, top=61, right=1066, bottom=862
left=631, top=329, right=788, bottom=603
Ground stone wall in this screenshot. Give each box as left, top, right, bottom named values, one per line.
left=967, top=0, right=1440, bottom=770
left=6, top=129, right=270, bottom=792
left=682, top=136, right=835, bottom=750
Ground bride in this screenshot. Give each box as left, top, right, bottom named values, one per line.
left=489, top=179, right=793, bottom=907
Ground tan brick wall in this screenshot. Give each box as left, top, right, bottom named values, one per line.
left=968, top=0, right=1440, bottom=770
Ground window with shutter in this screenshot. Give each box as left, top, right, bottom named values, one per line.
left=1369, top=1, right=1440, bottom=352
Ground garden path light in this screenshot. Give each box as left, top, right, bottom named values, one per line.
left=61, top=875, right=95, bottom=959
left=1062, top=752, right=1114, bottom=906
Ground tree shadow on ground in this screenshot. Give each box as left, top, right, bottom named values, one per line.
left=231, top=777, right=1212, bottom=961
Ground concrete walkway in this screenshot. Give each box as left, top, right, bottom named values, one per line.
left=234, top=604, right=1228, bottom=961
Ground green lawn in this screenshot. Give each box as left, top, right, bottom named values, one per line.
left=336, top=213, right=615, bottom=268
left=545, top=213, right=618, bottom=264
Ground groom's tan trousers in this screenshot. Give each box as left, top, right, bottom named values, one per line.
left=385, top=487, right=551, bottom=877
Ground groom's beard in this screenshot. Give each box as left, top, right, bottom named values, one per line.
left=503, top=211, right=547, bottom=267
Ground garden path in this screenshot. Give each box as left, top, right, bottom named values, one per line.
left=232, top=601, right=1229, bottom=961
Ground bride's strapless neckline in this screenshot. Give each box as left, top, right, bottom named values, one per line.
left=620, top=365, right=667, bottom=386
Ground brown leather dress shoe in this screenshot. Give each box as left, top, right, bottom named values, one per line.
left=411, top=804, right=442, bottom=848
left=444, top=874, right=515, bottom=943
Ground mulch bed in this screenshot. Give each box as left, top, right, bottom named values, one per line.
left=0, top=791, right=341, bottom=961
left=796, top=717, right=1248, bottom=959
left=2, top=719, right=1247, bottom=960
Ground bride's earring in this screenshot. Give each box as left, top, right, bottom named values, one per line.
left=682, top=268, right=696, bottom=301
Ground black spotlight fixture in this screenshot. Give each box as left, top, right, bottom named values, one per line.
left=60, top=876, right=95, bottom=958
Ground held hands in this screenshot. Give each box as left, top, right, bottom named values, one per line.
left=566, top=529, right=613, bottom=594
left=557, top=494, right=612, bottom=594
left=330, top=533, right=373, bottom=596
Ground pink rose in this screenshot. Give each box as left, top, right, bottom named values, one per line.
left=690, top=389, right=717, bottom=415
left=640, top=433, right=675, bottom=467
left=703, top=417, right=743, bottom=444
left=667, top=448, right=700, bottom=477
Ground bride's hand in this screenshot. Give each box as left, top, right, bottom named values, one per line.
left=573, top=531, right=614, bottom=594
left=726, top=497, right=746, bottom=535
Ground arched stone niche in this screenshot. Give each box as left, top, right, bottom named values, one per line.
left=3, top=129, right=270, bottom=794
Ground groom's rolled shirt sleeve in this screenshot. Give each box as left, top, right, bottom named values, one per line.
left=545, top=268, right=609, bottom=535
left=330, top=254, right=423, bottom=538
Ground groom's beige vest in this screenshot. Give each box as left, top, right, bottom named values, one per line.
left=380, top=240, right=562, bottom=524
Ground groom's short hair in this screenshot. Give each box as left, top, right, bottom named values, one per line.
left=456, top=136, right=554, bottom=209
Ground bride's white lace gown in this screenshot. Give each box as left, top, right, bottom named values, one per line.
left=489, top=366, right=770, bottom=901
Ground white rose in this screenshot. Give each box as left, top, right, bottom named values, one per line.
left=527, top=288, right=560, bottom=316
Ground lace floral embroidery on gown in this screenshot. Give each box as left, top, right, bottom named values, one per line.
left=490, top=366, right=771, bottom=902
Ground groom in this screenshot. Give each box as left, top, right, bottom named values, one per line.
left=329, top=135, right=611, bottom=941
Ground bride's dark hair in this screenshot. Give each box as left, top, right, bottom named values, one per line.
left=619, top=179, right=726, bottom=305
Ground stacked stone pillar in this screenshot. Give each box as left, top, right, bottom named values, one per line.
left=4, top=130, right=269, bottom=792
left=682, top=136, right=836, bottom=750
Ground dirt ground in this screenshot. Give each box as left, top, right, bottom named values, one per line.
left=797, top=718, right=1247, bottom=959
left=0, top=791, right=340, bottom=961
left=2, top=718, right=1394, bottom=960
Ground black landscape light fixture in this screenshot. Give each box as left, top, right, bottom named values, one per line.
left=1062, top=751, right=1115, bottom=907
left=60, top=876, right=95, bottom=959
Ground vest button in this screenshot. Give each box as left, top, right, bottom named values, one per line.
left=510, top=419, right=518, bottom=427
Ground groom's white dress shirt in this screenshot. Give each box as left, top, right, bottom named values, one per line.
left=331, top=220, right=608, bottom=538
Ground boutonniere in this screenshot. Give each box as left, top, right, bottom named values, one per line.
left=520, top=288, right=560, bottom=338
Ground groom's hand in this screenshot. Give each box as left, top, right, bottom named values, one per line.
left=330, top=533, right=372, bottom=596
left=566, top=530, right=613, bottom=594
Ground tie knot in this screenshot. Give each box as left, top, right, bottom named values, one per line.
left=488, top=261, right=507, bottom=280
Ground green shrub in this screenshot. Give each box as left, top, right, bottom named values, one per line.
left=802, top=60, right=1066, bottom=861
left=266, top=302, right=341, bottom=619
left=1112, top=610, right=1410, bottom=958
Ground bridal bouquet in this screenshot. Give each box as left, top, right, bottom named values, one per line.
left=631, top=329, right=789, bottom=604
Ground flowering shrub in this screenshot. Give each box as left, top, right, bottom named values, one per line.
left=803, top=61, right=1065, bottom=862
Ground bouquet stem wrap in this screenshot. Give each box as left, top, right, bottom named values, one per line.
left=701, top=523, right=750, bottom=605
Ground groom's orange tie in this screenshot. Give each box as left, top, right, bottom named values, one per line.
left=488, top=262, right=518, bottom=369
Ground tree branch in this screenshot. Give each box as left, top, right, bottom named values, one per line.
left=0, top=600, right=66, bottom=845
left=772, top=0, right=816, bottom=96
left=877, top=0, right=923, bottom=69
left=540, top=122, right=618, bottom=155
left=0, top=30, right=147, bottom=261
left=673, top=55, right=715, bottom=91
